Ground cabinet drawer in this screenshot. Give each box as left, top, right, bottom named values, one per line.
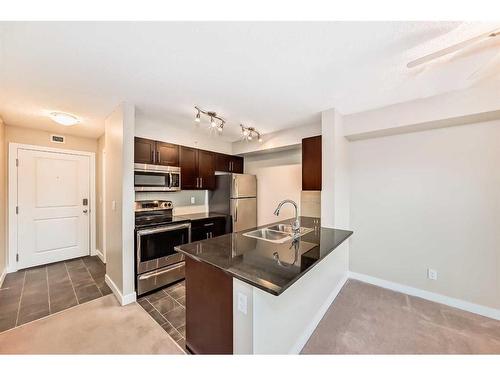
left=191, top=217, right=227, bottom=240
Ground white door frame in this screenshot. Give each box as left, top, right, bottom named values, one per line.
left=7, top=142, right=96, bottom=272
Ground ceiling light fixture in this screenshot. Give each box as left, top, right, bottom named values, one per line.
left=194, top=106, right=225, bottom=134
left=49, top=111, right=80, bottom=126
left=240, top=124, right=262, bottom=143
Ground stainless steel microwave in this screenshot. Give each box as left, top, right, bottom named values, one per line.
left=134, top=163, right=181, bottom=191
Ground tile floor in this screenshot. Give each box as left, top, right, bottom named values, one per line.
left=137, top=280, right=186, bottom=350
left=0, top=256, right=111, bottom=333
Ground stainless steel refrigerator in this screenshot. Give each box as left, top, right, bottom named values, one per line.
left=209, top=173, right=257, bottom=232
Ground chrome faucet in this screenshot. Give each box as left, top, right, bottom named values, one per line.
left=274, top=199, right=300, bottom=235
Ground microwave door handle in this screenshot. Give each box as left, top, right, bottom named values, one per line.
left=168, top=173, right=172, bottom=188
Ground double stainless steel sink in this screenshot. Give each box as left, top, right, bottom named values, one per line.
left=243, top=223, right=314, bottom=243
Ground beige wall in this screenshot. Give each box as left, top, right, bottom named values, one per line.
left=4, top=125, right=97, bottom=153
left=104, top=103, right=135, bottom=302
left=96, top=135, right=105, bottom=257
left=0, top=118, right=6, bottom=281
left=2, top=125, right=99, bottom=275
left=244, top=148, right=302, bottom=226
left=349, top=120, right=500, bottom=310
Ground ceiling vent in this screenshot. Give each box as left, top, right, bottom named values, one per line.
left=51, top=134, right=65, bottom=144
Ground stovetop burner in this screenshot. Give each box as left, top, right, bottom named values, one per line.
left=135, top=200, right=174, bottom=228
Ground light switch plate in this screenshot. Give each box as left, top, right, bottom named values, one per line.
left=191, top=196, right=195, bottom=204
left=427, top=268, right=438, bottom=280
left=237, top=292, right=247, bottom=315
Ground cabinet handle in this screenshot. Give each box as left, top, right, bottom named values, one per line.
left=196, top=177, right=199, bottom=188
left=157, top=151, right=161, bottom=164
left=201, top=177, right=203, bottom=188
left=152, top=150, right=155, bottom=163
left=230, top=161, right=233, bottom=171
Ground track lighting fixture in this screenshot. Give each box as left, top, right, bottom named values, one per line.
left=194, top=106, right=264, bottom=141
left=194, top=106, right=225, bottom=134
left=240, top=124, right=262, bottom=143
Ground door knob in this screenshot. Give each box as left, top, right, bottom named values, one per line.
left=83, top=209, right=88, bottom=214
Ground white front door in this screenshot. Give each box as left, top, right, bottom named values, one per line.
left=17, top=148, right=90, bottom=269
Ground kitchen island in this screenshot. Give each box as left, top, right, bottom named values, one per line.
left=175, top=216, right=353, bottom=354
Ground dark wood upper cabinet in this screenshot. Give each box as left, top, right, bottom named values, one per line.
left=156, top=141, right=179, bottom=166
left=215, top=153, right=231, bottom=172
left=180, top=146, right=198, bottom=190
left=134, top=137, right=156, bottom=164
left=198, top=150, right=216, bottom=190
left=135, top=136, right=241, bottom=190
left=180, top=147, right=216, bottom=190
left=302, top=135, right=322, bottom=190
left=215, top=153, right=244, bottom=173
left=231, top=156, right=244, bottom=174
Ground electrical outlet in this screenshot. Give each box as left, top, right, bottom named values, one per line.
left=427, top=268, right=438, bottom=280
left=191, top=196, right=195, bottom=204
left=237, top=292, right=247, bottom=315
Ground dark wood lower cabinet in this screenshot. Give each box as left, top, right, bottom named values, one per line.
left=190, top=217, right=227, bottom=242
left=185, top=257, right=233, bottom=354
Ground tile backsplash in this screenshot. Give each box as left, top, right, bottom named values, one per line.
left=135, top=190, right=207, bottom=215
left=301, top=190, right=321, bottom=218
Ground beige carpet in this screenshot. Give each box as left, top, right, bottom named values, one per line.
left=302, top=279, right=500, bottom=354
left=0, top=294, right=185, bottom=354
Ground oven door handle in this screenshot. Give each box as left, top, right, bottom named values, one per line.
left=138, top=263, right=184, bottom=280
left=137, top=222, right=191, bottom=236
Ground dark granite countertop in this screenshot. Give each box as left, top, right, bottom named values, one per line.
left=174, top=212, right=229, bottom=221
left=175, top=216, right=353, bottom=296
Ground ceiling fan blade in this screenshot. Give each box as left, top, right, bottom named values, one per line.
left=407, top=28, right=500, bottom=68
left=467, top=51, right=500, bottom=81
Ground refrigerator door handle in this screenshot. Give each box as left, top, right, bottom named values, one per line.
left=234, top=201, right=238, bottom=222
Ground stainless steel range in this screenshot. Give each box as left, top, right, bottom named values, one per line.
left=135, top=200, right=190, bottom=296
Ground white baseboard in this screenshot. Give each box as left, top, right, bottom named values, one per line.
left=348, top=271, right=500, bottom=321
left=0, top=268, right=6, bottom=288
left=105, top=274, right=136, bottom=306
left=95, top=248, right=106, bottom=264
left=289, top=274, right=349, bottom=354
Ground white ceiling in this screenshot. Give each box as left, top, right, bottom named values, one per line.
left=1, top=21, right=499, bottom=140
